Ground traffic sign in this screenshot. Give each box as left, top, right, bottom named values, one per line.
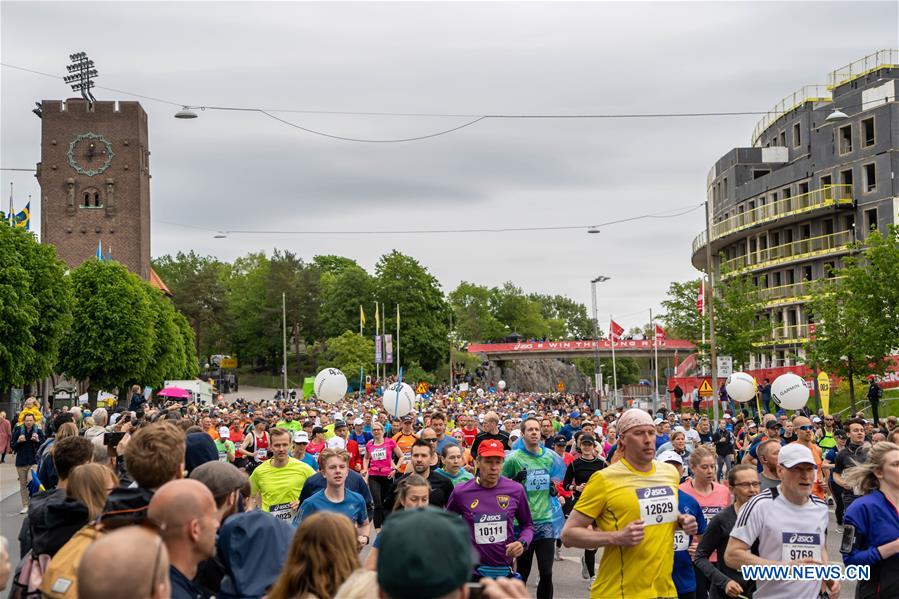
left=557, top=381, right=566, bottom=392
left=717, top=356, right=733, bottom=377
left=220, top=358, right=238, bottom=369
left=698, top=379, right=714, bottom=397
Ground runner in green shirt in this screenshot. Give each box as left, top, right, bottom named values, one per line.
left=276, top=409, right=303, bottom=433
left=249, top=427, right=315, bottom=521
left=436, top=444, right=474, bottom=486
left=215, top=426, right=236, bottom=462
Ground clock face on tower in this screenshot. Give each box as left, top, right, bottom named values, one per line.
left=66, top=132, right=115, bottom=176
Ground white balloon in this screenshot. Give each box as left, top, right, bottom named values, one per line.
left=383, top=382, right=416, bottom=417
left=476, top=388, right=486, bottom=398
left=497, top=380, right=507, bottom=390
left=725, top=372, right=758, bottom=403
left=771, top=373, right=810, bottom=410
left=314, top=368, right=348, bottom=404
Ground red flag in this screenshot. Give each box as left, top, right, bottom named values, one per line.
left=654, top=324, right=666, bottom=340
left=696, top=280, right=705, bottom=315
left=609, top=319, right=624, bottom=341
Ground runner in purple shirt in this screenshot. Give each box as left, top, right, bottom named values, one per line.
left=446, top=438, right=534, bottom=579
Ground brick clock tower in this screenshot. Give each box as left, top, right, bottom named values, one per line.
left=37, top=97, right=151, bottom=280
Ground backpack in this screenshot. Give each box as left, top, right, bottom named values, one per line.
left=38, top=525, right=105, bottom=599
left=9, top=551, right=51, bottom=599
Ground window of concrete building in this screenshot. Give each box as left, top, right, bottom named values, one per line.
left=784, top=229, right=794, bottom=244
left=782, top=187, right=791, bottom=200
left=753, top=169, right=770, bottom=180
left=798, top=181, right=809, bottom=196
left=803, top=265, right=813, bottom=280
left=824, top=261, right=836, bottom=277
left=800, top=224, right=811, bottom=239
left=777, top=351, right=786, bottom=366
left=865, top=208, right=877, bottom=232
left=820, top=175, right=832, bottom=200
left=823, top=219, right=834, bottom=236
left=786, top=270, right=795, bottom=285
left=862, top=162, right=876, bottom=192
left=845, top=214, right=855, bottom=232
left=773, top=271, right=782, bottom=286
left=840, top=168, right=853, bottom=187
left=862, top=117, right=875, bottom=147
left=779, top=130, right=786, bottom=147
left=722, top=177, right=728, bottom=201
left=792, top=122, right=801, bottom=147
left=81, top=188, right=101, bottom=208
left=838, top=124, right=852, bottom=155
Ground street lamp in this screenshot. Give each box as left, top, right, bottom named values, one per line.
left=703, top=199, right=720, bottom=423
left=825, top=109, right=849, bottom=123
left=175, top=106, right=199, bottom=119
left=591, top=275, right=610, bottom=411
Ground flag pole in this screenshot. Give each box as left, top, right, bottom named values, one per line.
left=374, top=302, right=379, bottom=386
left=610, top=315, right=618, bottom=408
left=396, top=304, right=400, bottom=377
left=651, top=308, right=660, bottom=413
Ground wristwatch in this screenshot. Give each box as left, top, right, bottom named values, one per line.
left=359, top=535, right=370, bottom=545
left=519, top=539, right=528, bottom=550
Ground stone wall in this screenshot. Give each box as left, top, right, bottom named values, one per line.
left=484, top=359, right=589, bottom=394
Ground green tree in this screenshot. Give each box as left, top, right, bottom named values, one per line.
left=0, top=225, right=72, bottom=391
left=58, top=260, right=154, bottom=392
left=530, top=294, right=594, bottom=339
left=573, top=356, right=641, bottom=386
left=661, top=279, right=703, bottom=342
left=319, top=263, right=374, bottom=339
left=490, top=283, right=548, bottom=339
left=172, top=310, right=200, bottom=378
left=449, top=282, right=507, bottom=342
left=714, top=271, right=769, bottom=368
left=322, top=331, right=374, bottom=383
left=152, top=252, right=232, bottom=358
left=805, top=227, right=899, bottom=412
left=375, top=251, right=450, bottom=371
left=140, top=285, right=185, bottom=389
left=228, top=252, right=270, bottom=367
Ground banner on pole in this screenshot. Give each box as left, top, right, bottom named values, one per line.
left=375, top=335, right=383, bottom=364
left=384, top=334, right=394, bottom=364
left=717, top=356, right=733, bottom=377
left=818, top=371, right=831, bottom=415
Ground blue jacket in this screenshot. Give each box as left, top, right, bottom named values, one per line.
left=217, top=511, right=293, bottom=599
left=842, top=489, right=899, bottom=598
left=673, top=490, right=707, bottom=594
left=11, top=424, right=44, bottom=468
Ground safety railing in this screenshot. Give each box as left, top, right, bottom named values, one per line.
left=710, top=184, right=852, bottom=242
left=763, top=323, right=810, bottom=345
left=756, top=276, right=845, bottom=306
left=828, top=49, right=899, bottom=90
left=721, top=230, right=854, bottom=275
left=751, top=85, right=832, bottom=147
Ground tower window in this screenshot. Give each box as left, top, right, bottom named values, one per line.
left=792, top=122, right=801, bottom=147
left=863, top=163, right=876, bottom=192
left=81, top=188, right=102, bottom=208
left=838, top=125, right=852, bottom=155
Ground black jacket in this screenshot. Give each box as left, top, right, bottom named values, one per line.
left=102, top=484, right=156, bottom=526
left=18, top=489, right=89, bottom=558
left=694, top=504, right=755, bottom=599
left=11, top=424, right=44, bottom=467
left=388, top=469, right=455, bottom=510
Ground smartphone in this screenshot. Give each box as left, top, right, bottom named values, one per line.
left=839, top=524, right=856, bottom=554
left=464, top=583, right=484, bottom=599
left=104, top=431, right=126, bottom=447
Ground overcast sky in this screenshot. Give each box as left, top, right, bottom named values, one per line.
left=2, top=1, right=896, bottom=333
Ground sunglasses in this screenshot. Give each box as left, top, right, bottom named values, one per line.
left=799, top=425, right=815, bottom=431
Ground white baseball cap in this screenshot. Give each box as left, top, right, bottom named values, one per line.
left=353, top=418, right=364, bottom=426
left=658, top=450, right=684, bottom=465
left=778, top=443, right=817, bottom=468
left=293, top=431, right=309, bottom=444
left=218, top=427, right=230, bottom=439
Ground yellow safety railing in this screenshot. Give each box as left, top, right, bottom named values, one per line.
left=751, top=85, right=832, bottom=147
left=721, top=230, right=854, bottom=275
left=710, top=184, right=853, bottom=242
left=756, top=276, right=845, bottom=307
left=756, top=323, right=810, bottom=346
left=828, top=49, right=899, bottom=90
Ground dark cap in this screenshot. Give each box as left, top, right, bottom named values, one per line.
left=334, top=420, right=347, bottom=429
left=553, top=435, right=567, bottom=446
left=312, top=426, right=325, bottom=435
left=579, top=435, right=597, bottom=445
left=401, top=414, right=413, bottom=422
left=190, top=461, right=250, bottom=500
left=765, top=420, right=782, bottom=430
left=377, top=507, right=474, bottom=599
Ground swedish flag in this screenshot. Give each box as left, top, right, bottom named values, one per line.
left=13, top=202, right=30, bottom=231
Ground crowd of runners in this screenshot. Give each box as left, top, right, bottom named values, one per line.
left=1, top=380, right=898, bottom=599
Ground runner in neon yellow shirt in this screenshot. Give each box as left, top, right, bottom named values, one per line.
left=249, top=427, right=315, bottom=522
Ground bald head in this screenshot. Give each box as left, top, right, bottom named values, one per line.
left=148, top=479, right=215, bottom=537
left=78, top=527, right=169, bottom=599
left=148, top=479, right=219, bottom=563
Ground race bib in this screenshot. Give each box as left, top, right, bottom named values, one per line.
left=474, top=515, right=508, bottom=545
left=525, top=468, right=550, bottom=492
left=371, top=447, right=387, bottom=461
left=636, top=486, right=677, bottom=525
left=218, top=451, right=228, bottom=462
left=673, top=529, right=690, bottom=552
left=255, top=448, right=268, bottom=461
left=358, top=444, right=366, bottom=456
left=269, top=502, right=297, bottom=522
left=781, top=532, right=821, bottom=563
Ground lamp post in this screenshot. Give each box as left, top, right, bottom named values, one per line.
left=704, top=199, right=720, bottom=423
left=591, top=275, right=610, bottom=412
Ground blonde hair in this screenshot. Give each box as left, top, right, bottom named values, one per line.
left=67, top=463, right=119, bottom=520
left=842, top=441, right=899, bottom=496
left=54, top=421, right=79, bottom=442
left=268, top=512, right=360, bottom=599
left=333, top=569, right=378, bottom=599
left=688, top=445, right=716, bottom=470
left=319, top=448, right=350, bottom=468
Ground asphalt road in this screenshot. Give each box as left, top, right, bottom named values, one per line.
left=1, top=486, right=856, bottom=599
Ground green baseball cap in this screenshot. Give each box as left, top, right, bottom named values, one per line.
left=377, top=507, right=474, bottom=599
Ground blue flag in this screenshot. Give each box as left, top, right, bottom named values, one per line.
left=96, top=240, right=103, bottom=260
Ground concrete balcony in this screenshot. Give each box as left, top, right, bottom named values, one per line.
left=756, top=323, right=810, bottom=347
left=757, top=276, right=845, bottom=308
left=692, top=185, right=854, bottom=270
left=721, top=229, right=855, bottom=277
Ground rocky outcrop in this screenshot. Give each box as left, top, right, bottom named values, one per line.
left=484, top=359, right=589, bottom=394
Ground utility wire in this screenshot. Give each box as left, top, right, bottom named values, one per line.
left=155, top=202, right=704, bottom=236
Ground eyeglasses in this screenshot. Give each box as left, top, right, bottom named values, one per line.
left=733, top=481, right=762, bottom=488
left=799, top=425, right=815, bottom=431
left=422, top=438, right=437, bottom=443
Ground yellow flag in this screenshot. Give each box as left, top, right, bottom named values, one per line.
left=818, top=371, right=831, bottom=415
left=360, top=305, right=366, bottom=329
left=375, top=302, right=380, bottom=330
left=396, top=304, right=400, bottom=328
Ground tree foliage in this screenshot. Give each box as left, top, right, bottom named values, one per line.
left=660, top=279, right=703, bottom=342
left=0, top=226, right=72, bottom=390
left=322, top=331, right=374, bottom=383
left=58, top=260, right=155, bottom=391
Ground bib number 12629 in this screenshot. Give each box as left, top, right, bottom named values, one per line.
left=636, top=486, right=677, bottom=525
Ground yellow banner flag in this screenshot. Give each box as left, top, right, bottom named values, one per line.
left=818, top=371, right=831, bottom=415
left=359, top=305, right=366, bottom=330
left=374, top=302, right=379, bottom=330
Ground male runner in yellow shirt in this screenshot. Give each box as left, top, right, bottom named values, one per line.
left=562, top=408, right=698, bottom=599
left=249, top=427, right=315, bottom=521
